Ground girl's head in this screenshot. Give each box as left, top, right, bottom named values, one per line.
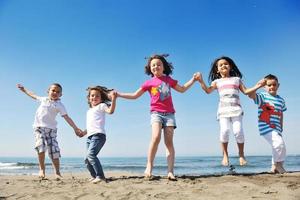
left=144, top=54, right=174, bottom=77
left=208, top=56, right=243, bottom=83
left=86, top=86, right=113, bottom=108
left=48, top=83, right=62, bottom=100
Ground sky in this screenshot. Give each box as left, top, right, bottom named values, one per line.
left=0, top=0, right=299, bottom=158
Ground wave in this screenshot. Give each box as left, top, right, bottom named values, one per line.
left=0, top=162, right=51, bottom=170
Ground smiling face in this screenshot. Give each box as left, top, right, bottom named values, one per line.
left=216, top=59, right=231, bottom=78
left=265, top=78, right=279, bottom=96
left=89, top=89, right=101, bottom=107
left=48, top=85, right=62, bottom=100
left=150, top=58, right=164, bottom=77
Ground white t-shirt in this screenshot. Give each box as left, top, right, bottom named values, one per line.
left=33, top=97, right=67, bottom=129
left=86, top=103, right=108, bottom=137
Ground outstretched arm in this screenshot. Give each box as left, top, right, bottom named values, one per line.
left=105, top=91, right=117, bottom=114
left=240, top=78, right=266, bottom=95
left=197, top=73, right=216, bottom=94
left=117, top=88, right=145, bottom=99
left=173, top=72, right=199, bottom=93
left=17, top=84, right=38, bottom=100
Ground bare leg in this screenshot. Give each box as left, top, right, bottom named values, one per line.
left=37, top=152, right=46, bottom=178
left=144, top=122, right=162, bottom=177
left=237, top=143, right=247, bottom=166
left=163, top=126, right=176, bottom=180
left=221, top=142, right=229, bottom=166
left=52, top=158, right=62, bottom=180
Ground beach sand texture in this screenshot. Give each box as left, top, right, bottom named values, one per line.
left=1, top=172, right=300, bottom=200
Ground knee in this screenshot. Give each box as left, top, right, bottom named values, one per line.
left=233, top=131, right=244, bottom=143
left=220, top=128, right=230, bottom=143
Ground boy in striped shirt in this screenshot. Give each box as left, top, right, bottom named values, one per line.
left=248, top=74, right=287, bottom=173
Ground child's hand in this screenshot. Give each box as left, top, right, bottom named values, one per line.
left=193, top=72, right=201, bottom=81
left=17, top=84, right=25, bottom=91
left=110, top=90, right=117, bottom=99
left=257, top=79, right=266, bottom=88
left=75, top=128, right=84, bottom=137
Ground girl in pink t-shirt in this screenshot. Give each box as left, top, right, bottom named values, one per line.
left=117, top=54, right=199, bottom=180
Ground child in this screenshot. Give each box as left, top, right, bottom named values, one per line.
left=17, top=83, right=81, bottom=180
left=80, top=86, right=117, bottom=183
left=248, top=74, right=287, bottom=173
left=197, top=56, right=265, bottom=166
left=117, top=54, right=199, bottom=180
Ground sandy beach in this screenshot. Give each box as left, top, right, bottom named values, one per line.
left=1, top=172, right=299, bottom=200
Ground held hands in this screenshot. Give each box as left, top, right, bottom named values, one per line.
left=193, top=72, right=201, bottom=82
left=75, top=128, right=86, bottom=138
left=108, top=90, right=117, bottom=100
left=193, top=72, right=204, bottom=83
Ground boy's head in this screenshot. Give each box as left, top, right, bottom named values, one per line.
left=48, top=83, right=62, bottom=100
left=264, top=74, right=279, bottom=96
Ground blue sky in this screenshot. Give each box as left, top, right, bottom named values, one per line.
left=0, top=0, right=299, bottom=158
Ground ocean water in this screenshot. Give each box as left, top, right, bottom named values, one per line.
left=0, top=155, right=299, bottom=176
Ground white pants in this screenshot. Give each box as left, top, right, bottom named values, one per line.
left=219, top=116, right=244, bottom=143
left=263, top=131, right=286, bottom=164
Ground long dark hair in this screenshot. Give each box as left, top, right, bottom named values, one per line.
left=144, top=54, right=174, bottom=77
left=86, top=85, right=113, bottom=107
left=208, top=56, right=243, bottom=83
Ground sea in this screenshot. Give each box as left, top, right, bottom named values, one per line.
left=0, top=155, right=299, bottom=176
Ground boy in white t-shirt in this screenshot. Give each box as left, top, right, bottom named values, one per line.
left=17, top=83, right=82, bottom=180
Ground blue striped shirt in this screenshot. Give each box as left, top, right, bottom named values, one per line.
left=254, top=92, right=287, bottom=135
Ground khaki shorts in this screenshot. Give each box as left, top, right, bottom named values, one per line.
left=34, top=127, right=61, bottom=159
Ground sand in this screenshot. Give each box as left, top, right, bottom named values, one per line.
left=1, top=172, right=300, bottom=200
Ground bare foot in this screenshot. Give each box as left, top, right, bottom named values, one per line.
left=222, top=157, right=229, bottom=166
left=270, top=164, right=278, bottom=173
left=55, top=174, right=63, bottom=181
left=167, top=172, right=177, bottom=181
left=38, top=170, right=46, bottom=179
left=239, top=157, right=247, bottom=166
left=144, top=168, right=152, bottom=178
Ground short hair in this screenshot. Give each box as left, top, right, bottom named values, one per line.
left=264, top=74, right=278, bottom=82
left=50, top=83, right=62, bottom=92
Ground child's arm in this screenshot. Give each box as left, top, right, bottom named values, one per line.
left=197, top=73, right=216, bottom=94
left=240, top=78, right=266, bottom=95
left=62, top=114, right=82, bottom=136
left=17, top=84, right=38, bottom=100
left=173, top=72, right=199, bottom=93
left=117, top=88, right=145, bottom=99
left=105, top=91, right=117, bottom=114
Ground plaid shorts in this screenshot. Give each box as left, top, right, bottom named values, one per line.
left=34, top=127, right=61, bottom=159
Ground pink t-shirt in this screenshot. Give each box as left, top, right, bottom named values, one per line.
left=141, top=76, right=178, bottom=113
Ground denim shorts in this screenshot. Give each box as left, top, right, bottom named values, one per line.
left=150, top=111, right=177, bottom=129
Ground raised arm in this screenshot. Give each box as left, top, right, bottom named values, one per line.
left=173, top=72, right=199, bottom=93
left=117, top=88, right=145, bottom=99
left=197, top=73, right=216, bottom=94
left=105, top=91, right=117, bottom=114
left=240, top=78, right=266, bottom=95
left=17, top=84, right=38, bottom=100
